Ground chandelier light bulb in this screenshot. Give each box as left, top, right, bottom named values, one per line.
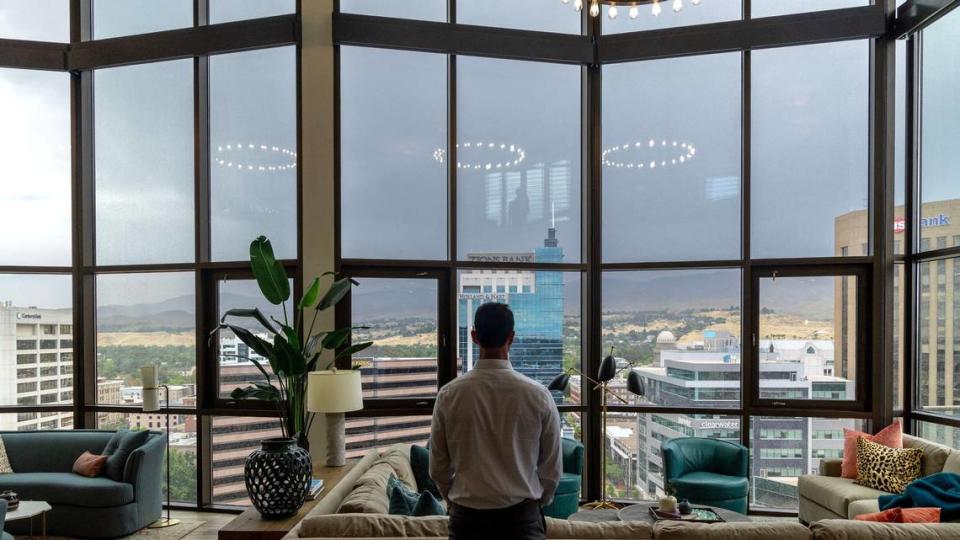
left=692, top=0, right=701, bottom=4
left=629, top=6, right=639, bottom=18
left=589, top=1, right=600, bottom=17
left=574, top=0, right=583, bottom=12
left=673, top=0, right=683, bottom=12
left=652, top=0, right=662, bottom=16
left=562, top=0, right=570, bottom=3
left=608, top=5, right=618, bottom=18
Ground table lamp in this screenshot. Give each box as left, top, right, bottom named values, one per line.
left=307, top=369, right=363, bottom=467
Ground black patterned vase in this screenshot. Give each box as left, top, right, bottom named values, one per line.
left=244, top=437, right=312, bottom=519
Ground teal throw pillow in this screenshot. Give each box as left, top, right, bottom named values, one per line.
left=387, top=474, right=419, bottom=516
left=105, top=430, right=150, bottom=481
left=410, top=444, right=441, bottom=499
left=411, top=490, right=446, bottom=517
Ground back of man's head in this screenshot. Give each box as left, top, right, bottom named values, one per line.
left=473, top=302, right=515, bottom=349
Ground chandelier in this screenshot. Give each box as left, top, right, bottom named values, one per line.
left=562, top=0, right=703, bottom=19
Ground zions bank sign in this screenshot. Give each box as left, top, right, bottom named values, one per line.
left=894, top=214, right=951, bottom=233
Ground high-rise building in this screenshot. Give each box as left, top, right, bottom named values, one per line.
left=458, top=227, right=565, bottom=390
left=0, top=302, right=74, bottom=431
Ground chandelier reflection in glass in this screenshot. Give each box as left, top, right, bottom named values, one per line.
left=561, top=0, right=703, bottom=19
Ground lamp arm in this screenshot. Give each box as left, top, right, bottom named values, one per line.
left=564, top=368, right=631, bottom=405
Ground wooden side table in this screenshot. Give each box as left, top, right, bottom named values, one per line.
left=218, top=459, right=358, bottom=540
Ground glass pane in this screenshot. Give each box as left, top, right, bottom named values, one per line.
left=352, top=278, right=438, bottom=399
left=758, top=275, right=857, bottom=401
left=603, top=53, right=740, bottom=263
left=93, top=0, right=193, bottom=39
left=895, top=40, right=906, bottom=256
left=98, top=412, right=197, bottom=503
left=346, top=415, right=432, bottom=461
left=603, top=0, right=740, bottom=34
left=0, top=0, right=69, bottom=42
left=95, top=60, right=194, bottom=265
left=920, top=8, right=960, bottom=250
left=894, top=263, right=905, bottom=411
left=95, top=272, right=196, bottom=404
left=458, top=57, right=581, bottom=261
left=603, top=269, right=741, bottom=407
left=458, top=271, right=581, bottom=405
left=0, top=412, right=72, bottom=431
left=750, top=417, right=864, bottom=510
left=339, top=0, right=446, bottom=22
left=917, top=257, right=960, bottom=416
left=217, top=278, right=290, bottom=398
left=210, top=0, right=294, bottom=23
left=458, top=0, right=579, bottom=34
left=752, top=0, right=866, bottom=18
left=752, top=41, right=868, bottom=259
left=916, top=421, right=960, bottom=448
left=0, top=274, right=72, bottom=408
left=0, top=69, right=71, bottom=266
left=340, top=47, right=446, bottom=260
left=212, top=416, right=283, bottom=506
left=607, top=413, right=741, bottom=501
left=211, top=47, right=297, bottom=261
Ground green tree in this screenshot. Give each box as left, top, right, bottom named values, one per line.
left=165, top=449, right=198, bottom=503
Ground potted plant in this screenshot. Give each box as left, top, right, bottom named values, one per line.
left=212, top=236, right=371, bottom=518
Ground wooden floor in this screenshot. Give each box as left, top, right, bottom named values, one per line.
left=169, top=510, right=237, bottom=540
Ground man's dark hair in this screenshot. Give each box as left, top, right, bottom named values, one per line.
left=473, top=302, right=515, bottom=348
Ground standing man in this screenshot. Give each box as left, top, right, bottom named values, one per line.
left=430, top=302, right=562, bottom=540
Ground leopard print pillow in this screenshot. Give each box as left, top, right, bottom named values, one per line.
left=855, top=436, right=923, bottom=494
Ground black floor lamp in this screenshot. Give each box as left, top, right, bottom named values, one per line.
left=142, top=366, right=181, bottom=528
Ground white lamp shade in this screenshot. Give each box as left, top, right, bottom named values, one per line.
left=142, top=387, right=161, bottom=412
left=307, top=370, right=363, bottom=413
left=141, top=365, right=159, bottom=389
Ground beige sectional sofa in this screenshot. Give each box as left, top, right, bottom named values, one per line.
left=284, top=444, right=960, bottom=540
left=798, top=434, right=960, bottom=523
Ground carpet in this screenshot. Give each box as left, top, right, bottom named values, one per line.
left=16, top=520, right=204, bottom=540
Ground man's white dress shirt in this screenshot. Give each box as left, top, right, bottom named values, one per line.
left=429, top=358, right=562, bottom=510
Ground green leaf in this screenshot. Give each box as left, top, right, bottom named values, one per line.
left=250, top=236, right=290, bottom=305
left=321, top=327, right=351, bottom=351
left=277, top=322, right=301, bottom=352
left=221, top=324, right=274, bottom=360
left=304, top=332, right=328, bottom=358
left=298, top=277, right=321, bottom=309
left=272, top=334, right=307, bottom=376
left=230, top=385, right=281, bottom=402
left=335, top=341, right=373, bottom=360
left=247, top=356, right=272, bottom=383
left=221, top=308, right=278, bottom=335
left=316, top=278, right=353, bottom=312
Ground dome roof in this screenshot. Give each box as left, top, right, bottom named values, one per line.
left=656, top=330, right=677, bottom=344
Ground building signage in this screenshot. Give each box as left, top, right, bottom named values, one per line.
left=459, top=293, right=508, bottom=302
left=15, top=313, right=41, bottom=320
left=894, top=214, right=951, bottom=234
left=465, top=252, right=535, bottom=263
left=696, top=420, right=740, bottom=430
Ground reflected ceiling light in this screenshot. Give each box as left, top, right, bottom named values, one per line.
left=214, top=143, right=297, bottom=172
left=600, top=139, right=697, bottom=170
left=561, top=0, right=703, bottom=19
left=432, top=141, right=526, bottom=171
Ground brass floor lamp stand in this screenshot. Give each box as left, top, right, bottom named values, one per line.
left=581, top=380, right=622, bottom=510
left=148, top=384, right=181, bottom=528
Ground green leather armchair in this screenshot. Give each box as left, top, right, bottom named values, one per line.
left=542, top=437, right=583, bottom=519
left=661, top=437, right=749, bottom=514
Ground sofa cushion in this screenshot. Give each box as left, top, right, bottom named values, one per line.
left=854, top=437, right=922, bottom=494
left=671, top=471, right=748, bottom=500
left=811, top=519, right=960, bottom=540
left=798, top=474, right=890, bottom=518
left=546, top=517, right=652, bottom=539
left=104, top=430, right=150, bottom=482
left=555, top=472, right=581, bottom=495
left=654, top=521, right=810, bottom=540
left=943, top=451, right=960, bottom=475
left=842, top=422, right=902, bottom=479
left=904, top=434, right=951, bottom=477
left=378, top=444, right=417, bottom=491
left=0, top=472, right=134, bottom=507
left=848, top=498, right=880, bottom=518
left=410, top=444, right=441, bottom=499
left=0, top=431, right=115, bottom=473
left=300, top=514, right=448, bottom=538
left=338, top=460, right=398, bottom=514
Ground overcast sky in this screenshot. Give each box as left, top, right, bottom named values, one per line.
left=1, top=0, right=958, bottom=310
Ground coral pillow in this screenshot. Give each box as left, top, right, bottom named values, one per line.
left=842, top=420, right=902, bottom=479
left=856, top=507, right=940, bottom=523
left=72, top=451, right=107, bottom=478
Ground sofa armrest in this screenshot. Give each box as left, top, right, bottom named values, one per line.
left=123, top=433, right=165, bottom=527
left=819, top=459, right=843, bottom=477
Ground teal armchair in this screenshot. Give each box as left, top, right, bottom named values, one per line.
left=661, top=437, right=749, bottom=514
left=542, top=437, right=583, bottom=519
left=0, top=500, right=11, bottom=540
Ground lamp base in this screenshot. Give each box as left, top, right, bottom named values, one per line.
left=148, top=518, right=181, bottom=528
left=325, top=412, right=346, bottom=467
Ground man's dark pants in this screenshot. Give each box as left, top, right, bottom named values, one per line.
left=448, top=500, right=546, bottom=540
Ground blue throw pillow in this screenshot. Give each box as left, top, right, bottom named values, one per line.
left=411, top=490, right=445, bottom=517
left=105, top=430, right=150, bottom=481
left=387, top=474, right=419, bottom=515
left=410, top=444, right=441, bottom=499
